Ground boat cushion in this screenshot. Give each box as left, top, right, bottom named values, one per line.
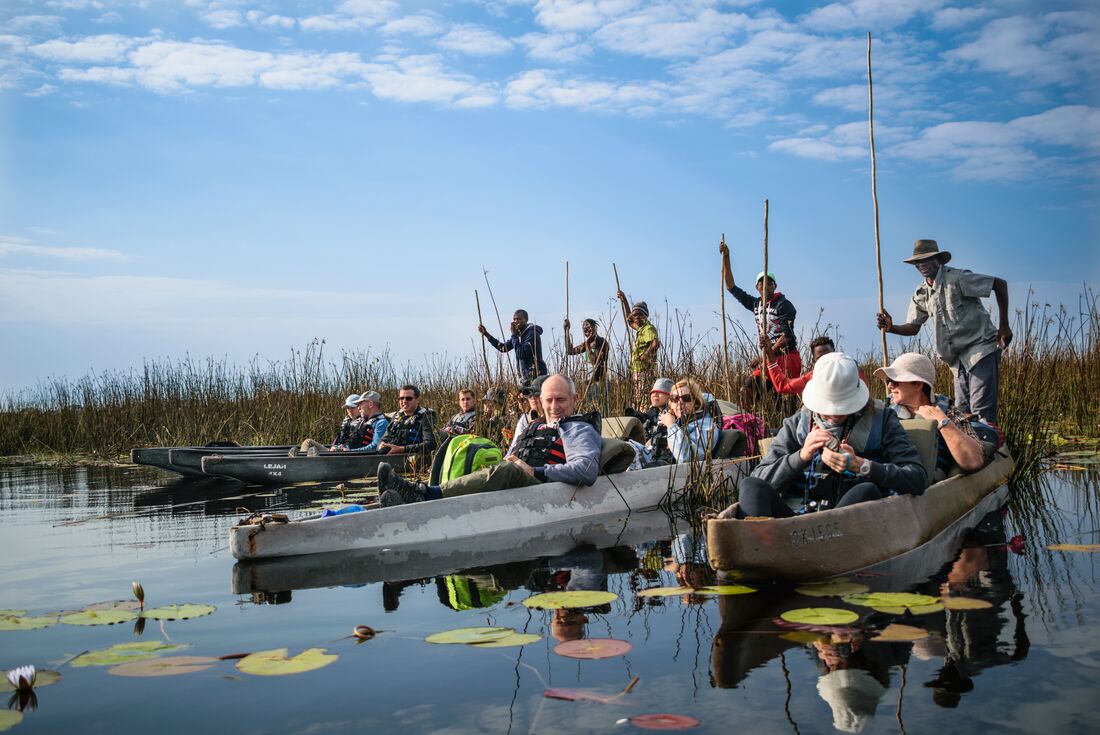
left=601, top=416, right=646, bottom=443
left=713, top=429, right=746, bottom=459
left=599, top=437, right=635, bottom=475
left=899, top=418, right=938, bottom=485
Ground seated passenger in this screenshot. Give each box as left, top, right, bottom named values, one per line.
left=763, top=335, right=837, bottom=396
left=875, top=353, right=989, bottom=479
left=376, top=374, right=601, bottom=505
left=440, top=388, right=478, bottom=437
left=344, top=391, right=388, bottom=453
left=478, top=387, right=508, bottom=447
left=735, top=353, right=927, bottom=518
left=377, top=384, right=437, bottom=458
left=292, top=393, right=362, bottom=456
left=625, top=378, right=673, bottom=456
left=662, top=379, right=720, bottom=463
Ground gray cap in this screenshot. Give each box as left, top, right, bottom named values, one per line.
left=343, top=394, right=361, bottom=408
left=357, top=390, right=382, bottom=405
left=650, top=378, right=673, bottom=395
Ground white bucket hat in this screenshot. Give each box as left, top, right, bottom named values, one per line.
left=873, top=352, right=935, bottom=391
left=801, top=352, right=869, bottom=416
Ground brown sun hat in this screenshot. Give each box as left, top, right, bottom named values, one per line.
left=903, top=239, right=951, bottom=265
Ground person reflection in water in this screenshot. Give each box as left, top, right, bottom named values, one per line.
left=811, top=632, right=909, bottom=733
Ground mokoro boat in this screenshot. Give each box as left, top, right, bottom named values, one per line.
left=230, top=458, right=747, bottom=560
left=131, top=444, right=293, bottom=478
left=706, top=446, right=1014, bottom=580
left=168, top=446, right=295, bottom=477
left=203, top=451, right=412, bottom=485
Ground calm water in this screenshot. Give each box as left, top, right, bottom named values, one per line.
left=1, top=463, right=1098, bottom=734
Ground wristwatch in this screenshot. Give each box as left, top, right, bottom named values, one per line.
left=937, top=417, right=951, bottom=430
left=857, top=459, right=871, bottom=477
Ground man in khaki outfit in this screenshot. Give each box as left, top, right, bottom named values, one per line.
left=877, top=239, right=1012, bottom=424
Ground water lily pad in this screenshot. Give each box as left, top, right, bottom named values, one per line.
left=425, top=627, right=513, bottom=645
left=141, top=604, right=216, bottom=621
left=871, top=624, right=928, bottom=642
left=795, top=581, right=871, bottom=598
left=84, top=600, right=142, bottom=612
left=779, top=631, right=826, bottom=644
left=0, top=710, right=23, bottom=732
left=469, top=633, right=542, bottom=648
left=523, top=591, right=618, bottom=609
left=236, top=648, right=337, bottom=676
left=843, top=592, right=940, bottom=609
left=779, top=608, right=859, bottom=626
left=108, top=656, right=219, bottom=677
left=0, top=610, right=26, bottom=618
left=694, top=585, right=756, bottom=596
left=554, top=638, right=632, bottom=659
left=72, top=641, right=187, bottom=668
left=630, top=713, right=700, bottom=730
left=636, top=587, right=694, bottom=598
left=1047, top=544, right=1100, bottom=552
left=871, top=602, right=944, bottom=616
left=0, top=615, right=57, bottom=631
left=941, top=597, right=994, bottom=611
left=60, top=610, right=138, bottom=626
left=1, top=670, right=60, bottom=692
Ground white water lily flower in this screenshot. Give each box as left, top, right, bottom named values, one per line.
left=7, top=665, right=36, bottom=691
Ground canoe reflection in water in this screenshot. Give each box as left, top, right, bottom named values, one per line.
left=711, top=508, right=1029, bottom=731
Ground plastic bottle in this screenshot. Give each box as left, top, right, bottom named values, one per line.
left=320, top=504, right=365, bottom=518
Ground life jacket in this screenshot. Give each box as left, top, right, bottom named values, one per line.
left=440, top=434, right=503, bottom=482
left=347, top=413, right=383, bottom=449
left=334, top=416, right=359, bottom=446
left=384, top=407, right=432, bottom=446
left=512, top=413, right=600, bottom=468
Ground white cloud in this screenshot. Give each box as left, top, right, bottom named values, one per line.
left=201, top=9, right=243, bottom=30
left=504, top=68, right=666, bottom=114
left=362, top=54, right=498, bottom=106
left=437, top=24, right=513, bottom=56
left=517, top=32, right=592, bottom=63
left=245, top=11, right=296, bottom=31
left=802, top=0, right=947, bottom=32
left=533, top=0, right=637, bottom=33
left=300, top=0, right=396, bottom=32
left=768, top=137, right=864, bottom=161
left=30, top=34, right=139, bottom=63
left=5, top=15, right=64, bottom=31
left=0, top=236, right=126, bottom=262
left=594, top=5, right=751, bottom=58
left=380, top=13, right=444, bottom=37
left=26, top=83, right=57, bottom=96
left=930, top=6, right=994, bottom=31
left=948, top=12, right=1100, bottom=85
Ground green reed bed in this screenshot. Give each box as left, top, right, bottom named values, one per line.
left=1, top=292, right=1096, bottom=480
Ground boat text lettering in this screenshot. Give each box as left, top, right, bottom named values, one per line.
left=790, top=522, right=842, bottom=547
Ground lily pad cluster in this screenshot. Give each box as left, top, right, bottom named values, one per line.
left=522, top=591, right=618, bottom=610
left=636, top=584, right=756, bottom=598
left=425, top=626, right=541, bottom=648
left=0, top=603, right=216, bottom=632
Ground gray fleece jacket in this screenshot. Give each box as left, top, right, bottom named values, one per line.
left=506, top=415, right=602, bottom=487
left=752, top=402, right=928, bottom=496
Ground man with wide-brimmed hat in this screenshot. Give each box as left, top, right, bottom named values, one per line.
left=728, top=352, right=927, bottom=518
left=877, top=239, right=1011, bottom=424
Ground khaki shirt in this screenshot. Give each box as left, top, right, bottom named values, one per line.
left=907, top=265, right=999, bottom=373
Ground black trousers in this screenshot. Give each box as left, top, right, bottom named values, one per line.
left=736, top=476, right=881, bottom=518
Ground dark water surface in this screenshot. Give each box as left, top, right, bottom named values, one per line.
left=1, top=464, right=1098, bottom=734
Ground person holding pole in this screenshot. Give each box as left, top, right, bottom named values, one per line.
left=479, top=309, right=547, bottom=380
left=719, top=241, right=800, bottom=404
left=876, top=239, right=1011, bottom=425
left=617, top=292, right=660, bottom=409
left=564, top=317, right=610, bottom=414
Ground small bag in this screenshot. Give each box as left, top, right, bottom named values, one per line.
left=440, top=434, right=503, bottom=482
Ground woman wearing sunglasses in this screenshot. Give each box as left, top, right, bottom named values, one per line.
left=659, top=379, right=720, bottom=464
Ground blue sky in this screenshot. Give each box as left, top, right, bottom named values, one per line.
left=1, top=0, right=1097, bottom=394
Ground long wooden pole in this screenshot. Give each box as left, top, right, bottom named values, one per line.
left=720, top=233, right=731, bottom=399
left=612, top=262, right=634, bottom=358
left=760, top=200, right=769, bottom=374
left=482, top=267, right=518, bottom=384
left=562, top=261, right=570, bottom=374
left=474, top=289, right=492, bottom=382
left=868, top=32, right=888, bottom=367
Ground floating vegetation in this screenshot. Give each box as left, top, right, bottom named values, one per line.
left=108, top=656, right=219, bottom=678
left=629, top=713, right=700, bottom=730
left=235, top=648, right=337, bottom=676
left=2, top=669, right=60, bottom=692
left=425, top=627, right=513, bottom=645
left=0, top=711, right=22, bottom=732
left=941, top=596, right=994, bottom=611
left=779, top=631, right=826, bottom=644
left=871, top=624, right=928, bottom=642
left=84, top=600, right=142, bottom=612
left=553, top=638, right=632, bottom=659
left=779, top=608, right=859, bottom=626
left=842, top=592, right=939, bottom=609
left=794, top=580, right=870, bottom=598
left=0, top=615, right=57, bottom=631
left=72, top=641, right=187, bottom=668
left=140, top=604, right=216, bottom=621
left=59, top=610, right=137, bottom=626
left=468, top=633, right=542, bottom=648
left=872, top=602, right=944, bottom=616
left=544, top=677, right=639, bottom=704
left=523, top=591, right=617, bottom=610
left=1047, top=543, right=1100, bottom=552
left=636, top=584, right=754, bottom=598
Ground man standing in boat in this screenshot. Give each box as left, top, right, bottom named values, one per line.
left=479, top=309, right=547, bottom=380
left=616, top=293, right=660, bottom=409
left=377, top=385, right=437, bottom=458
left=375, top=373, right=601, bottom=505
left=563, top=317, right=610, bottom=414
left=877, top=239, right=1011, bottom=424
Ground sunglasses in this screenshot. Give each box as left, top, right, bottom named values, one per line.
left=670, top=394, right=694, bottom=403
left=398, top=395, right=417, bottom=401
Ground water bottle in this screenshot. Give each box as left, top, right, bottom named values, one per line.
left=320, top=504, right=365, bottom=518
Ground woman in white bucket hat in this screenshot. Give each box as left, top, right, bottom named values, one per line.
left=734, top=353, right=927, bottom=518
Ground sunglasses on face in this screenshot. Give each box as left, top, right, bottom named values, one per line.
left=670, top=394, right=694, bottom=403
left=398, top=395, right=417, bottom=402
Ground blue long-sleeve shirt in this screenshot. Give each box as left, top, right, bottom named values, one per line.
left=666, top=413, right=720, bottom=463
left=347, top=413, right=389, bottom=452
left=486, top=324, right=547, bottom=379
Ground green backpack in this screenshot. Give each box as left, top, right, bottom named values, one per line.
left=440, top=434, right=503, bottom=482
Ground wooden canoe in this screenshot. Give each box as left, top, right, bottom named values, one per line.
left=131, top=444, right=293, bottom=478
left=706, top=447, right=1014, bottom=580
left=230, top=459, right=746, bottom=560
left=202, top=451, right=412, bottom=485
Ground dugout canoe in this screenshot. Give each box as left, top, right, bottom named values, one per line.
left=203, top=451, right=412, bottom=485
left=131, top=444, right=293, bottom=478
left=705, top=446, right=1014, bottom=581
left=168, top=446, right=294, bottom=477
left=230, top=459, right=747, bottom=560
